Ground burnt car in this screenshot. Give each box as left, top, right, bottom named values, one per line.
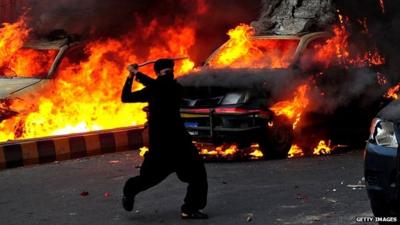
left=180, top=89, right=293, bottom=159
left=365, top=100, right=400, bottom=217
left=0, top=36, right=80, bottom=122
left=178, top=32, right=332, bottom=159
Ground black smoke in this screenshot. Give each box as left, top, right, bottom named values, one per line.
left=23, top=0, right=261, bottom=65
left=335, top=0, right=400, bottom=83
left=178, top=68, right=305, bottom=104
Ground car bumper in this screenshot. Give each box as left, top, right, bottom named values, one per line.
left=365, top=142, right=398, bottom=202
left=182, top=110, right=264, bottom=141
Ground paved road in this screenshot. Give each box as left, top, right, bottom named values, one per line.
left=0, top=149, right=373, bottom=225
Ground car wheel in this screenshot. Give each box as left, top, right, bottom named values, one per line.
left=369, top=192, right=395, bottom=219
left=259, top=116, right=294, bottom=159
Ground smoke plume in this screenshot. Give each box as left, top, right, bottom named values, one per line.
left=24, top=0, right=261, bottom=64
left=179, top=68, right=305, bottom=104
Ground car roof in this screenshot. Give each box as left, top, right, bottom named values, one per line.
left=205, top=32, right=331, bottom=67
left=23, top=38, right=72, bottom=50
left=253, top=31, right=329, bottom=38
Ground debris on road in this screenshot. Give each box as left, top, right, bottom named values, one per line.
left=322, top=197, right=337, bottom=203
left=296, top=193, right=309, bottom=202
left=347, top=178, right=366, bottom=189
left=108, top=160, right=120, bottom=164
left=80, top=191, right=89, bottom=197
left=245, top=213, right=254, bottom=222
left=346, top=184, right=366, bottom=189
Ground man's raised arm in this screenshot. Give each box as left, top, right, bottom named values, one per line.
left=135, top=72, right=156, bottom=87
left=121, top=66, right=150, bottom=103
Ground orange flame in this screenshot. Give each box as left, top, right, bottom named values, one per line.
left=249, top=144, right=264, bottom=158
left=139, top=146, right=149, bottom=157
left=196, top=143, right=264, bottom=159
left=385, top=83, right=400, bottom=100
left=288, top=140, right=336, bottom=158
left=288, top=145, right=304, bottom=158
left=311, top=15, right=385, bottom=68
left=200, top=144, right=239, bottom=157
left=312, top=140, right=332, bottom=155
left=207, top=24, right=299, bottom=69
left=0, top=17, right=29, bottom=69
left=270, top=84, right=310, bottom=129
left=0, top=17, right=57, bottom=77
left=0, top=16, right=196, bottom=142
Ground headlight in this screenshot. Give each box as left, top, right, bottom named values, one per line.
left=369, top=118, right=398, bottom=148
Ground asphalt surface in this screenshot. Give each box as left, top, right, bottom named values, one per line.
left=0, top=149, right=374, bottom=225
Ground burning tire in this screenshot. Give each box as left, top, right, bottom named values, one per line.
left=259, top=116, right=294, bottom=159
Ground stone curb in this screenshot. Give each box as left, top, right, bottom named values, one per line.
left=0, top=126, right=145, bottom=170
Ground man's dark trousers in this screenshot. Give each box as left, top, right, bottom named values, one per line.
left=123, top=151, right=208, bottom=211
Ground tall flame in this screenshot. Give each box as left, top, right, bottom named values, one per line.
left=311, top=13, right=385, bottom=68
left=0, top=16, right=196, bottom=142
left=0, top=17, right=57, bottom=77
left=0, top=18, right=29, bottom=68
left=207, top=24, right=299, bottom=69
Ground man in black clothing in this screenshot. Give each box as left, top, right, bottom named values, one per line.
left=121, top=59, right=208, bottom=219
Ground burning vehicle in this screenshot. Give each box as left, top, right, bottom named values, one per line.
left=0, top=0, right=389, bottom=161
left=365, top=100, right=400, bottom=217
left=0, top=34, right=80, bottom=122
left=178, top=17, right=387, bottom=159
left=178, top=31, right=332, bottom=159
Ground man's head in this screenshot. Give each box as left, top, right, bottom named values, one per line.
left=154, top=58, right=175, bottom=77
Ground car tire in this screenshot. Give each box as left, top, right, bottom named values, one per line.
left=369, top=192, right=395, bottom=219
left=259, top=116, right=294, bottom=159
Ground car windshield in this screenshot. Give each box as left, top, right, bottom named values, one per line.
left=0, top=47, right=58, bottom=78
left=221, top=93, right=245, bottom=105
left=207, top=38, right=300, bottom=69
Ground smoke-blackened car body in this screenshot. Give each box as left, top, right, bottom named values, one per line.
left=178, top=32, right=334, bottom=159
left=0, top=36, right=80, bottom=122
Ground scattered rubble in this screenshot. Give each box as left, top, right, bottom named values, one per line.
left=80, top=191, right=89, bottom=197
left=245, top=213, right=254, bottom=222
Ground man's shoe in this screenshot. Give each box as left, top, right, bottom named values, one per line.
left=122, top=196, right=134, bottom=212
left=181, top=210, right=208, bottom=219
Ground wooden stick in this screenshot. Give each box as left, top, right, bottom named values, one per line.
left=137, top=56, right=188, bottom=68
